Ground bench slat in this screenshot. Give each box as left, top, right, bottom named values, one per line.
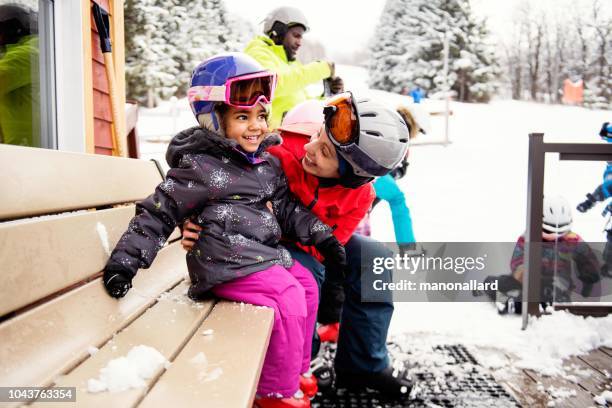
left=0, top=206, right=135, bottom=316
left=139, top=301, right=274, bottom=408
left=0, top=242, right=187, bottom=390
left=0, top=144, right=163, bottom=220
left=33, top=282, right=214, bottom=408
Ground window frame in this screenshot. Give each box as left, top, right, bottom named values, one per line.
left=54, top=0, right=87, bottom=153
left=38, top=0, right=57, bottom=150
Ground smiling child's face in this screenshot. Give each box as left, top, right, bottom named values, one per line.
left=222, top=104, right=269, bottom=153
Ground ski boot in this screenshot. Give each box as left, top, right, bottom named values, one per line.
left=335, top=365, right=414, bottom=398
left=254, top=390, right=310, bottom=408
left=495, top=289, right=522, bottom=315
left=310, top=343, right=336, bottom=392
left=317, top=322, right=339, bottom=343
left=299, top=373, right=318, bottom=399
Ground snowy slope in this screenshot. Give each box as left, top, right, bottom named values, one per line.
left=138, top=64, right=612, bottom=376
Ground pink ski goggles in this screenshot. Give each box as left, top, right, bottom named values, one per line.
left=188, top=71, right=277, bottom=109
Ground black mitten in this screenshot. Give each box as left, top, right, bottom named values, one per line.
left=103, top=266, right=133, bottom=298
left=315, top=235, right=347, bottom=269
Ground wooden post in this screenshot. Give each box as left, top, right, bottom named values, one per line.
left=522, top=133, right=545, bottom=329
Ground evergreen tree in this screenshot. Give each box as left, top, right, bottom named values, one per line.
left=125, top=0, right=179, bottom=107
left=125, top=0, right=253, bottom=106
left=368, top=0, right=499, bottom=102
left=582, top=10, right=612, bottom=109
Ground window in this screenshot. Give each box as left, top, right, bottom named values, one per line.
left=0, top=0, right=56, bottom=149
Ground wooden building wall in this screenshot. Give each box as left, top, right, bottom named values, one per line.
left=83, top=0, right=126, bottom=156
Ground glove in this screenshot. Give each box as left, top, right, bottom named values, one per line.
left=103, top=267, right=133, bottom=298
left=600, top=122, right=611, bottom=138
left=330, top=76, right=344, bottom=94
left=577, top=194, right=596, bottom=212
left=315, top=235, right=347, bottom=269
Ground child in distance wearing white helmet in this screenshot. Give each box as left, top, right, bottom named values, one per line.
left=484, top=196, right=601, bottom=314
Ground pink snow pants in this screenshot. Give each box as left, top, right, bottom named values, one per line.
left=211, top=261, right=319, bottom=397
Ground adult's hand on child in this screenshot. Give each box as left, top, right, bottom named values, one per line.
left=181, top=219, right=202, bottom=251
left=316, top=235, right=347, bottom=269
left=103, top=267, right=132, bottom=298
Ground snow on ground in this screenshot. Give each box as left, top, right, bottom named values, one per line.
left=138, top=64, right=612, bottom=377
left=389, top=303, right=612, bottom=376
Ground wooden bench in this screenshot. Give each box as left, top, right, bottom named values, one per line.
left=0, top=144, right=274, bottom=407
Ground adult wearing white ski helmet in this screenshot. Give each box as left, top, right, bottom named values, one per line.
left=323, top=93, right=410, bottom=183
left=263, top=6, right=309, bottom=36
left=279, top=94, right=410, bottom=188
left=244, top=6, right=336, bottom=128
left=263, top=6, right=309, bottom=62
left=542, top=195, right=572, bottom=240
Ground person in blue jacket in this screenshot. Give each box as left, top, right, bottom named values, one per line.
left=373, top=105, right=429, bottom=255
left=409, top=87, right=424, bottom=104
left=577, top=122, right=612, bottom=278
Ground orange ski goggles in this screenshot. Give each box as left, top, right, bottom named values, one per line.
left=323, top=92, right=359, bottom=147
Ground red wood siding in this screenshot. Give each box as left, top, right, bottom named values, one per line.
left=91, top=0, right=113, bottom=156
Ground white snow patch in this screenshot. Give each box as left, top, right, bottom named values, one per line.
left=87, top=345, right=168, bottom=393
left=390, top=304, right=612, bottom=376
left=200, top=367, right=223, bottom=382
left=594, top=390, right=612, bottom=405
left=96, top=222, right=110, bottom=256
left=201, top=329, right=214, bottom=336
left=547, top=385, right=576, bottom=400
left=87, top=346, right=99, bottom=356
left=190, top=352, right=207, bottom=366
left=189, top=352, right=223, bottom=383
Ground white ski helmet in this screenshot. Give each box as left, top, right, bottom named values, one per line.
left=263, top=6, right=309, bottom=36
left=337, top=98, right=410, bottom=178
left=542, top=195, right=572, bottom=238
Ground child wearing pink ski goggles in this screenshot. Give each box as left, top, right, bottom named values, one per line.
left=187, top=71, right=277, bottom=109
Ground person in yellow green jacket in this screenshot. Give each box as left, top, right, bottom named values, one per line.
left=0, top=4, right=40, bottom=147
left=244, top=6, right=343, bottom=129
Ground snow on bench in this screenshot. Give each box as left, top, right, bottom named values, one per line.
left=0, top=144, right=273, bottom=407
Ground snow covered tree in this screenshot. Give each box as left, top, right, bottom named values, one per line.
left=125, top=0, right=179, bottom=107
left=501, top=0, right=611, bottom=109
left=368, top=0, right=499, bottom=103
left=582, top=2, right=612, bottom=109
left=125, top=0, right=253, bottom=106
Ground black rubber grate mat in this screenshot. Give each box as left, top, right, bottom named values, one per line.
left=312, top=343, right=521, bottom=408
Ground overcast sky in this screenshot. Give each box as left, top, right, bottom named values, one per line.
left=226, top=0, right=612, bottom=58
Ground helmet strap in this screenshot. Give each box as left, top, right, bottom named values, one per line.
left=197, top=109, right=225, bottom=137
left=335, top=154, right=373, bottom=188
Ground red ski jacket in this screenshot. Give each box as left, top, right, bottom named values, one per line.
left=269, top=131, right=375, bottom=260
